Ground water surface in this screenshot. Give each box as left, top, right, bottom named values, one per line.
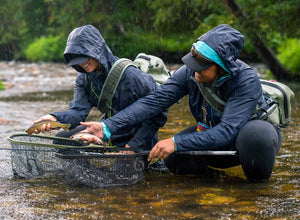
left=0, top=61, right=299, bottom=219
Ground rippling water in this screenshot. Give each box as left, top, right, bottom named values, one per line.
left=0, top=61, right=299, bottom=219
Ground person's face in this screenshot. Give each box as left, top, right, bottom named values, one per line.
left=194, top=64, right=218, bottom=83
left=79, top=57, right=98, bottom=73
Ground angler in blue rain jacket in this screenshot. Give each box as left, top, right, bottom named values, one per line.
left=82, top=24, right=282, bottom=181
left=34, top=25, right=167, bottom=150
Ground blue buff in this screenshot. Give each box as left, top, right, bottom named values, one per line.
left=101, top=122, right=111, bottom=141
left=193, top=41, right=230, bottom=74
left=172, top=137, right=177, bottom=151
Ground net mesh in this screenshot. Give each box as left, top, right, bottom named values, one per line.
left=9, top=134, right=71, bottom=179
left=7, top=134, right=146, bottom=188
left=58, top=151, right=146, bottom=188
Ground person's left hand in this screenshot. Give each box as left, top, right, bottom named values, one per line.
left=80, top=121, right=104, bottom=139
left=147, top=138, right=175, bottom=161
left=121, top=144, right=135, bottom=154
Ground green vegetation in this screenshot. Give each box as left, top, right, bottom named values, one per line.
left=277, top=38, right=300, bottom=73
left=0, top=0, right=299, bottom=79
left=25, top=36, right=65, bottom=62
left=0, top=81, right=5, bottom=90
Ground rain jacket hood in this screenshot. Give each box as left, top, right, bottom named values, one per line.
left=198, top=24, right=244, bottom=78
left=64, top=25, right=117, bottom=76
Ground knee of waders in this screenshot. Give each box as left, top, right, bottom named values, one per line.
left=235, top=120, right=281, bottom=181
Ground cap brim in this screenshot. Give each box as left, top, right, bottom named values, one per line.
left=182, top=53, right=213, bottom=72
left=68, top=56, right=89, bottom=67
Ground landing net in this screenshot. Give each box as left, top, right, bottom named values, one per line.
left=7, top=134, right=146, bottom=188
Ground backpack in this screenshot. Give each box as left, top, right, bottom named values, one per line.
left=134, top=53, right=170, bottom=85
left=197, top=79, right=295, bottom=128
left=257, top=80, right=295, bottom=127
left=97, top=53, right=170, bottom=116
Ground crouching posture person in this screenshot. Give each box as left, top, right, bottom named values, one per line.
left=81, top=24, right=282, bottom=181
left=32, top=24, right=167, bottom=151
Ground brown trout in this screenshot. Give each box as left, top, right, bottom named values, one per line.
left=26, top=120, right=71, bottom=135
left=71, top=132, right=104, bottom=145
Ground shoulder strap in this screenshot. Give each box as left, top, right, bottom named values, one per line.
left=196, top=82, right=225, bottom=113
left=97, top=58, right=136, bottom=114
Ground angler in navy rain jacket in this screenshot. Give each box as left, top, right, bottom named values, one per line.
left=34, top=25, right=167, bottom=150
left=104, top=24, right=267, bottom=150
left=83, top=24, right=282, bottom=181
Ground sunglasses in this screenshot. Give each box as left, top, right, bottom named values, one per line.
left=190, top=46, right=214, bottom=64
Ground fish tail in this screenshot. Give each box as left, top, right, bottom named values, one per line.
left=62, top=123, right=71, bottom=132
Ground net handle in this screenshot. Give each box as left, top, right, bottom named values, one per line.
left=55, top=150, right=238, bottom=159
left=7, top=133, right=238, bottom=156
left=138, top=150, right=237, bottom=156
left=7, top=133, right=107, bottom=149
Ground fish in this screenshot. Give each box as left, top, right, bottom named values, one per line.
left=70, top=132, right=104, bottom=145
left=26, top=120, right=71, bottom=135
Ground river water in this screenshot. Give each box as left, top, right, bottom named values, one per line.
left=0, top=61, right=299, bottom=219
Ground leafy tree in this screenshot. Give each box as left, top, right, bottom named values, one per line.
left=0, top=0, right=299, bottom=81
left=223, top=0, right=299, bottom=81
left=22, top=0, right=48, bottom=39
left=0, top=0, right=24, bottom=60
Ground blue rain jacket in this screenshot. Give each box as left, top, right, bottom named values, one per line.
left=104, top=24, right=265, bottom=151
left=51, top=25, right=167, bottom=149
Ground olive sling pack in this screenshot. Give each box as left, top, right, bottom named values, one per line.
left=197, top=79, right=295, bottom=128
left=97, top=53, right=170, bottom=117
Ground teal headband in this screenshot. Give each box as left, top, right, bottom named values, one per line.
left=193, top=41, right=230, bottom=74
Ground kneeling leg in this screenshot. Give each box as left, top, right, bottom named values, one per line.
left=235, top=120, right=282, bottom=181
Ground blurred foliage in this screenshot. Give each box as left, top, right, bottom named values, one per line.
left=277, top=38, right=300, bottom=73
left=24, top=35, right=66, bottom=62
left=237, top=0, right=300, bottom=38
left=0, top=0, right=299, bottom=68
left=0, top=81, right=5, bottom=90
left=0, top=0, right=24, bottom=60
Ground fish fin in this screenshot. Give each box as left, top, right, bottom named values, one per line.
left=26, top=130, right=33, bottom=135
left=63, top=124, right=71, bottom=132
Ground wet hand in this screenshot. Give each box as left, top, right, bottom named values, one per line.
left=147, top=138, right=175, bottom=161
left=120, top=144, right=135, bottom=154
left=33, top=115, right=57, bottom=134
left=80, top=121, right=104, bottom=139
left=34, top=122, right=51, bottom=134
left=34, top=114, right=57, bottom=124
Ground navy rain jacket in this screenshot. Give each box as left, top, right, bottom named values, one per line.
left=51, top=25, right=167, bottom=150
left=104, top=24, right=266, bottom=151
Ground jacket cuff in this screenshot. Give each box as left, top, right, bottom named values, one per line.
left=172, top=137, right=177, bottom=151
left=101, top=122, right=111, bottom=141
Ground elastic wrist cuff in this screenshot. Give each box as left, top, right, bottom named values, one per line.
left=101, top=122, right=111, bottom=141
left=172, top=137, right=177, bottom=151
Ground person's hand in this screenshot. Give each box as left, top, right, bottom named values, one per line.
left=80, top=121, right=104, bottom=139
left=121, top=144, right=135, bottom=154
left=147, top=138, right=176, bottom=161
left=33, top=114, right=57, bottom=134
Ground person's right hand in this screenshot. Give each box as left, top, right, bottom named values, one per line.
left=80, top=121, right=104, bottom=139
left=147, top=138, right=176, bottom=161
left=33, top=114, right=57, bottom=134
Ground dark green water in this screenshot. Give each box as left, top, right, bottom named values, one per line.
left=0, top=62, right=299, bottom=219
